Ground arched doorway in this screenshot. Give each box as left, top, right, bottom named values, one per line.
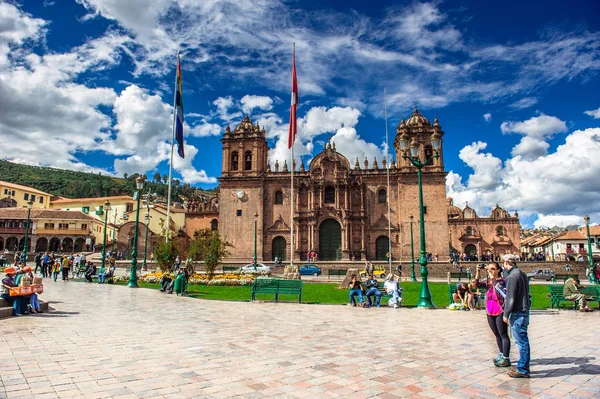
left=272, top=236, right=286, bottom=261
left=465, top=244, right=477, bottom=260
left=375, top=236, right=389, bottom=261
left=74, top=237, right=85, bottom=252
left=319, top=219, right=341, bottom=261
left=62, top=238, right=73, bottom=252
left=36, top=237, right=48, bottom=252
left=49, top=237, right=61, bottom=252
left=6, top=237, right=17, bottom=252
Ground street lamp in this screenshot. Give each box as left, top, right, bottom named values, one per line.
left=409, top=215, right=416, bottom=281
left=584, top=215, right=596, bottom=284
left=22, top=200, right=33, bottom=265
left=550, top=233, right=555, bottom=262
left=142, top=211, right=151, bottom=271
left=253, top=212, right=258, bottom=270
left=101, top=200, right=111, bottom=271
left=111, top=209, right=117, bottom=252
left=399, top=130, right=441, bottom=308
left=128, top=175, right=145, bottom=288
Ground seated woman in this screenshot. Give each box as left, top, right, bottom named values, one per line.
left=85, top=262, right=97, bottom=283
left=1, top=267, right=26, bottom=316
left=384, top=274, right=403, bottom=308
left=160, top=268, right=174, bottom=292
left=348, top=274, right=365, bottom=307
left=453, top=282, right=475, bottom=310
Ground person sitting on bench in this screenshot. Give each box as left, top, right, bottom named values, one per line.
left=98, top=264, right=115, bottom=284
left=564, top=277, right=593, bottom=312
left=348, top=274, right=365, bottom=307
left=160, top=267, right=174, bottom=292
left=365, top=274, right=383, bottom=308
left=384, top=274, right=403, bottom=308
left=85, top=262, right=96, bottom=283
left=453, top=282, right=475, bottom=310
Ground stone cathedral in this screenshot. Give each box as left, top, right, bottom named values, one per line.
left=218, top=108, right=454, bottom=262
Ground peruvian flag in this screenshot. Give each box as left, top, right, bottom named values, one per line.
left=288, top=47, right=298, bottom=149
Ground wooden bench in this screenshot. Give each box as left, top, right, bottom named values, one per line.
left=548, top=285, right=600, bottom=309
left=327, top=269, right=348, bottom=279
left=553, top=274, right=579, bottom=284
left=363, top=281, right=403, bottom=306
left=251, top=279, right=303, bottom=303
left=447, top=283, right=485, bottom=307
left=449, top=272, right=471, bottom=282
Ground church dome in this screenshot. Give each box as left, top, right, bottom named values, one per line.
left=405, top=107, right=431, bottom=126
left=447, top=197, right=461, bottom=219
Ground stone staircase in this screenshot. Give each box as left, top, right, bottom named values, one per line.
left=0, top=297, right=50, bottom=319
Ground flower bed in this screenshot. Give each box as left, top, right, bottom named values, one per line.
left=133, top=272, right=255, bottom=286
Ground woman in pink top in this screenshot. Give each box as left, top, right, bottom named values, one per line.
left=473, top=262, right=511, bottom=367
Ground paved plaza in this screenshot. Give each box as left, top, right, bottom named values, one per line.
left=1, top=283, right=599, bottom=399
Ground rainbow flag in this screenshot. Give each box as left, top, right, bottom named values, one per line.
left=175, top=56, right=184, bottom=158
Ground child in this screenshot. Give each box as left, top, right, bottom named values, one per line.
left=52, top=260, right=61, bottom=282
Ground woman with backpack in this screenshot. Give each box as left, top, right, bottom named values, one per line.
left=473, top=262, right=510, bottom=367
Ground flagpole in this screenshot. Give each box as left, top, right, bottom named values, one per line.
left=165, top=51, right=179, bottom=243
left=384, top=88, right=392, bottom=275
left=290, top=43, right=295, bottom=270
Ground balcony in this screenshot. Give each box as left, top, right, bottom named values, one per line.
left=0, top=227, right=28, bottom=234
left=35, top=227, right=90, bottom=235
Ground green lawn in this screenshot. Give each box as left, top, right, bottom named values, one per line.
left=115, top=280, right=554, bottom=309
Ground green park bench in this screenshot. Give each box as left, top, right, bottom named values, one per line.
left=548, top=285, right=600, bottom=309
left=0, top=258, right=9, bottom=268
left=251, top=279, right=303, bottom=303
left=327, top=269, right=348, bottom=279
left=362, top=281, right=402, bottom=306
left=552, top=274, right=579, bottom=284
left=449, top=272, right=471, bottom=282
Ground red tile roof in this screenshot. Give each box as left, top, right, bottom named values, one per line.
left=555, top=230, right=586, bottom=241
left=0, top=208, right=94, bottom=221
left=0, top=180, right=51, bottom=196
left=50, top=195, right=133, bottom=204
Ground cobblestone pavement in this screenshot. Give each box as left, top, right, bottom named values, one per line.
left=1, top=282, right=599, bottom=399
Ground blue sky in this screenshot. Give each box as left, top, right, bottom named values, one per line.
left=1, top=0, right=600, bottom=228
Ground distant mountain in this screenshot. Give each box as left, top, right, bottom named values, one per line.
left=0, top=159, right=213, bottom=201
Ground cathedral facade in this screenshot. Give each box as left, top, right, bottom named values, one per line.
left=217, top=109, right=451, bottom=262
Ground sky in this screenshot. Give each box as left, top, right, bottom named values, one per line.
left=1, top=0, right=600, bottom=229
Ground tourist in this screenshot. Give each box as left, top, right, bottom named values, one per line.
left=564, top=277, right=593, bottom=312
left=160, top=267, right=174, bottom=292
left=74, top=254, right=81, bottom=271
left=61, top=255, right=70, bottom=281
left=98, top=264, right=115, bottom=284
left=150, top=253, right=155, bottom=262
left=41, top=252, right=49, bottom=278
left=1, top=267, right=25, bottom=316
left=84, top=262, right=96, bottom=283
left=365, top=261, right=374, bottom=276
left=502, top=254, right=530, bottom=378
left=34, top=253, right=42, bottom=275
left=51, top=260, right=61, bottom=282
left=452, top=282, right=474, bottom=310
left=384, top=274, right=402, bottom=308
left=365, top=274, right=382, bottom=308
left=21, top=267, right=41, bottom=314
left=473, top=263, right=510, bottom=367
left=175, top=255, right=181, bottom=271
left=348, top=275, right=365, bottom=307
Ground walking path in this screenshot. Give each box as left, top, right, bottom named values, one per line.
left=1, top=282, right=599, bottom=398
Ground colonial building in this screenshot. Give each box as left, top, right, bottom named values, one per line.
left=0, top=208, right=95, bottom=253
left=218, top=110, right=450, bottom=261
left=447, top=199, right=521, bottom=260
left=0, top=180, right=52, bottom=209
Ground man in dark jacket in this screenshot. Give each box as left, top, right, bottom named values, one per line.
left=502, top=254, right=530, bottom=378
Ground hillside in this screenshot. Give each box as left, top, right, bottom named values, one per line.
left=0, top=160, right=214, bottom=201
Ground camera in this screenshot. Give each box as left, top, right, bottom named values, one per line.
left=477, top=263, right=486, bottom=270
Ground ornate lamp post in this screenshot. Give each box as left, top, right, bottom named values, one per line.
left=550, top=233, right=555, bottom=262
left=142, top=211, right=151, bottom=271
left=584, top=215, right=596, bottom=284
left=253, top=212, right=258, bottom=270
left=100, top=200, right=111, bottom=271
left=22, top=200, right=33, bottom=265
left=111, top=209, right=117, bottom=252
left=128, top=175, right=145, bottom=288
left=399, top=130, right=442, bottom=308
left=409, top=215, right=416, bottom=281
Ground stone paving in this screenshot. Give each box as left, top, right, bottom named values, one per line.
left=1, top=282, right=599, bottom=399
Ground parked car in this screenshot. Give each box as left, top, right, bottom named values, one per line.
left=526, top=269, right=555, bottom=281
left=299, top=264, right=321, bottom=276
left=240, top=263, right=271, bottom=274
left=359, top=265, right=387, bottom=279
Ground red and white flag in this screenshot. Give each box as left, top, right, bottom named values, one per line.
left=288, top=47, right=298, bottom=149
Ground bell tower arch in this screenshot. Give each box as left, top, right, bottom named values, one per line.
left=221, top=115, right=269, bottom=177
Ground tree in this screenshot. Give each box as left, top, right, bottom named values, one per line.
left=188, top=229, right=232, bottom=279
left=123, top=173, right=128, bottom=179
left=162, top=174, right=169, bottom=184
left=173, top=179, right=180, bottom=187
left=153, top=239, right=178, bottom=271
left=154, top=172, right=161, bottom=183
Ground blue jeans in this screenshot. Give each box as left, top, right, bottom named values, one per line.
left=349, top=289, right=363, bottom=305
left=509, top=312, right=530, bottom=374
left=366, top=288, right=382, bottom=306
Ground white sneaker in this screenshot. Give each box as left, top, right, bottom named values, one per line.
left=393, top=304, right=399, bottom=309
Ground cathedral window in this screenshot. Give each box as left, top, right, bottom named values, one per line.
left=211, top=219, right=219, bottom=231
left=496, top=226, right=504, bottom=236
left=464, top=208, right=474, bottom=219
left=274, top=190, right=283, bottom=204
left=244, top=151, right=252, bottom=170
left=466, top=226, right=473, bottom=236
left=324, top=186, right=335, bottom=204
left=231, top=152, right=239, bottom=171
left=378, top=189, right=386, bottom=204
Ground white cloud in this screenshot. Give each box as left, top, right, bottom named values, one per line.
left=212, top=96, right=242, bottom=122
left=0, top=3, right=46, bottom=66
left=483, top=113, right=491, bottom=122
left=510, top=136, right=549, bottom=160
left=584, top=107, right=600, bottom=119
left=447, top=127, right=600, bottom=226
left=240, top=95, right=273, bottom=114
left=501, top=114, right=567, bottom=139
left=534, top=214, right=590, bottom=229
left=509, top=97, right=538, bottom=109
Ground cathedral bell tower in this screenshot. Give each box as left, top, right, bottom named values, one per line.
left=393, top=108, right=445, bottom=172
left=221, top=115, right=269, bottom=177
